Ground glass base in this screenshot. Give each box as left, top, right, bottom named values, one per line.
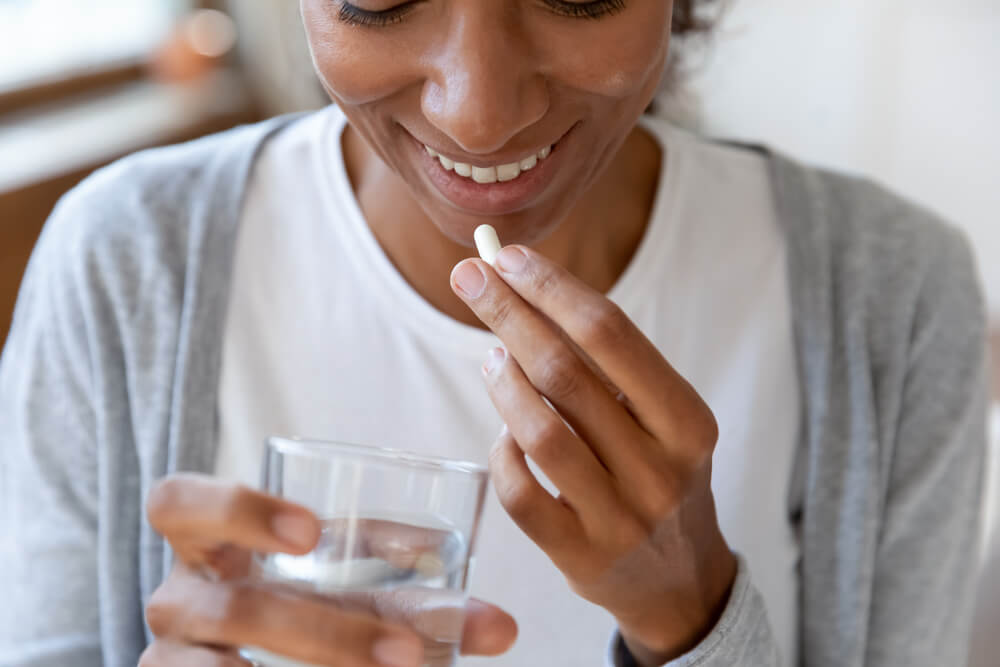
left=240, top=644, right=458, bottom=667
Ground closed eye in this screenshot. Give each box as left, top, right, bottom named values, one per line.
left=337, top=0, right=422, bottom=27
left=337, top=0, right=627, bottom=27
left=541, top=0, right=627, bottom=20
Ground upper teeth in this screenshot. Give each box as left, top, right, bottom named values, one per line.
left=424, top=144, right=553, bottom=184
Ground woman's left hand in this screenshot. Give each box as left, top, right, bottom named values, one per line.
left=451, top=245, right=738, bottom=664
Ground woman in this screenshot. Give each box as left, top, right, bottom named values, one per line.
left=0, top=1, right=988, bottom=665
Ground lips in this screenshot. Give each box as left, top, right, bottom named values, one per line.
left=410, top=126, right=572, bottom=216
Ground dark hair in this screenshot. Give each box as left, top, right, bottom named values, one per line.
left=653, top=0, right=719, bottom=101
left=671, top=0, right=718, bottom=36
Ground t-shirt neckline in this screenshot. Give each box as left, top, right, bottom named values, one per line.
left=315, top=106, right=685, bottom=356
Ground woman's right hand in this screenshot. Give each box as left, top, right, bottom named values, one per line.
left=139, top=474, right=517, bottom=667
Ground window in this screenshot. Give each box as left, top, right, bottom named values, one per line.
left=0, top=0, right=186, bottom=92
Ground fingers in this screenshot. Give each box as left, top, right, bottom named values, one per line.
left=481, top=351, right=618, bottom=522
left=485, top=352, right=678, bottom=527
left=146, top=564, right=425, bottom=667
left=147, top=474, right=321, bottom=565
left=139, top=640, right=251, bottom=667
left=487, top=426, right=582, bottom=554
left=451, top=259, right=655, bottom=477
left=460, top=598, right=518, bottom=656
left=489, top=245, right=719, bottom=458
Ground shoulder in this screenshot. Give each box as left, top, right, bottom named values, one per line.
left=11, top=114, right=309, bottom=357
left=44, top=116, right=303, bottom=261
left=27, top=115, right=309, bottom=302
left=771, top=154, right=975, bottom=287
left=768, top=153, right=984, bottom=341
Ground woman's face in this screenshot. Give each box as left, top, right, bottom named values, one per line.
left=301, top=0, right=673, bottom=246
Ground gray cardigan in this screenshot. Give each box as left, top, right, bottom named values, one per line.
left=0, top=114, right=989, bottom=667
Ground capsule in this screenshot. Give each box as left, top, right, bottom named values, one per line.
left=474, top=224, right=502, bottom=265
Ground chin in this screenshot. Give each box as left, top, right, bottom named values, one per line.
left=425, top=201, right=569, bottom=250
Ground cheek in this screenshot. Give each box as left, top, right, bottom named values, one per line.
left=300, top=1, right=421, bottom=106
left=538, top=5, right=672, bottom=101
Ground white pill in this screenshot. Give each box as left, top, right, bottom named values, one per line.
left=474, top=224, right=502, bottom=265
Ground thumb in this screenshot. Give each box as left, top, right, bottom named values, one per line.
left=460, top=598, right=518, bottom=656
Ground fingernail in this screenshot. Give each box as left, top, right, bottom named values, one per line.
left=482, top=347, right=507, bottom=375
left=495, top=246, right=528, bottom=274
left=373, top=636, right=422, bottom=667
left=271, top=513, right=316, bottom=550
left=452, top=261, right=486, bottom=299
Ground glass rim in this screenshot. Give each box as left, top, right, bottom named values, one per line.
left=266, top=436, right=488, bottom=477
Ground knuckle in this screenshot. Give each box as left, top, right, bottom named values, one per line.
left=145, top=579, right=180, bottom=638
left=146, top=476, right=185, bottom=529
left=532, top=265, right=561, bottom=299
left=577, top=300, right=630, bottom=351
left=523, top=416, right=569, bottom=463
left=638, top=479, right=682, bottom=520
left=495, top=476, right=535, bottom=522
left=145, top=598, right=172, bottom=638
left=487, top=293, right=516, bottom=331
left=534, top=347, right=583, bottom=402
left=683, top=408, right=720, bottom=465
left=698, top=411, right=720, bottom=450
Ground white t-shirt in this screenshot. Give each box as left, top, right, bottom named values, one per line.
left=217, top=107, right=801, bottom=666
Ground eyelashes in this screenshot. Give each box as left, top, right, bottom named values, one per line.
left=541, top=0, right=626, bottom=20
left=337, top=0, right=627, bottom=27
left=338, top=1, right=419, bottom=26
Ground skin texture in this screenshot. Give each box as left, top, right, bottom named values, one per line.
left=451, top=247, right=736, bottom=662
left=308, top=0, right=666, bottom=328
left=145, top=1, right=736, bottom=665
left=140, top=475, right=517, bottom=666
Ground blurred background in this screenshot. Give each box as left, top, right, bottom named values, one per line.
left=0, top=0, right=997, bottom=663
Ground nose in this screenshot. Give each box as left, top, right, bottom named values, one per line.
left=422, top=9, right=549, bottom=155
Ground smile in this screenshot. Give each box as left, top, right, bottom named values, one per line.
left=409, top=124, right=576, bottom=216
left=423, top=144, right=554, bottom=184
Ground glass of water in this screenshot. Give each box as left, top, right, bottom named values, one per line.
left=242, top=436, right=489, bottom=667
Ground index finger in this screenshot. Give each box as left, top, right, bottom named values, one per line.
left=490, top=245, right=714, bottom=445
left=147, top=474, right=321, bottom=563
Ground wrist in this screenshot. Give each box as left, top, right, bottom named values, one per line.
left=617, top=544, right=737, bottom=665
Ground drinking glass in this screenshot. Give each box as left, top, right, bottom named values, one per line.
left=241, top=436, right=489, bottom=667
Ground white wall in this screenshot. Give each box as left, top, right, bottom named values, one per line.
left=226, top=1, right=325, bottom=115
left=684, top=0, right=1000, bottom=318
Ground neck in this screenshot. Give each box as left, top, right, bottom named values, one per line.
left=342, top=122, right=661, bottom=330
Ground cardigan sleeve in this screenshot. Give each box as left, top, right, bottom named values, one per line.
left=1, top=189, right=107, bottom=667
left=861, top=226, right=989, bottom=664
left=607, top=555, right=783, bottom=666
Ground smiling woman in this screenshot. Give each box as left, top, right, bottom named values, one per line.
left=0, top=2, right=989, bottom=667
